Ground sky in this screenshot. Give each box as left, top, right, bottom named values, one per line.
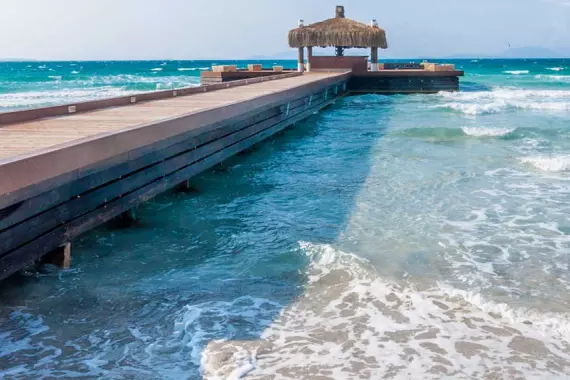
left=0, top=0, right=569, bottom=60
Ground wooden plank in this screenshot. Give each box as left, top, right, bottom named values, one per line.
left=0, top=93, right=340, bottom=280
left=0, top=73, right=351, bottom=203
left=0, top=72, right=302, bottom=126
left=0, top=93, right=328, bottom=230
left=0, top=90, right=330, bottom=254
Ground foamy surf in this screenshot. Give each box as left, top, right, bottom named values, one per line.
left=519, top=155, right=570, bottom=172
left=178, top=67, right=208, bottom=71
left=435, top=88, right=570, bottom=115
left=461, top=126, right=516, bottom=137
left=199, top=242, right=570, bottom=380
left=538, top=75, right=570, bottom=82
left=503, top=70, right=529, bottom=75
left=547, top=67, right=565, bottom=71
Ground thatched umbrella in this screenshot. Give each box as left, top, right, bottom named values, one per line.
left=288, top=6, right=388, bottom=71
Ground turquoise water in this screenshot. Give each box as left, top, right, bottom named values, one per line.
left=0, top=60, right=296, bottom=112
left=2, top=59, right=570, bottom=379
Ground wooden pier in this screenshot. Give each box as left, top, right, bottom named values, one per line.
left=0, top=71, right=350, bottom=280
left=0, top=3, right=465, bottom=281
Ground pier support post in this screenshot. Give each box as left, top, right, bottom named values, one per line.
left=43, top=242, right=71, bottom=269
left=306, top=46, right=313, bottom=72
left=121, top=208, right=137, bottom=223
left=176, top=179, right=198, bottom=193
left=297, top=47, right=305, bottom=72
left=370, top=47, right=378, bottom=72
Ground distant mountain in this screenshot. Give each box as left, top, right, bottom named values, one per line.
left=0, top=57, right=37, bottom=62
left=497, top=47, right=567, bottom=58
left=248, top=51, right=296, bottom=60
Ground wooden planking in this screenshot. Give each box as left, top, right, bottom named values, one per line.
left=0, top=92, right=330, bottom=253
left=0, top=88, right=341, bottom=280
left=0, top=105, right=286, bottom=231
left=0, top=72, right=302, bottom=126
left=0, top=72, right=350, bottom=204
left=0, top=73, right=339, bottom=161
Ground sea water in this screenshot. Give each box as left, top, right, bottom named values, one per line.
left=1, top=59, right=570, bottom=379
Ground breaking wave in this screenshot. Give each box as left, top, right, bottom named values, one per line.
left=503, top=70, right=529, bottom=75
left=178, top=67, right=208, bottom=71
left=434, top=88, right=570, bottom=115
left=198, top=242, right=570, bottom=379
left=396, top=126, right=517, bottom=141
left=461, top=126, right=516, bottom=137
left=519, top=155, right=570, bottom=172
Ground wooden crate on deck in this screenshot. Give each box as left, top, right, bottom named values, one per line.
left=212, top=65, right=237, bottom=73
left=248, top=64, right=262, bottom=72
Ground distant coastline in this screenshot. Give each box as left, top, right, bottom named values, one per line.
left=0, top=58, right=37, bottom=62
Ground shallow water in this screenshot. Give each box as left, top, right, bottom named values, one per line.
left=2, top=59, right=570, bottom=379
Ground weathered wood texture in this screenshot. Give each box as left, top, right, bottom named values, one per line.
left=0, top=73, right=348, bottom=202
left=0, top=72, right=349, bottom=280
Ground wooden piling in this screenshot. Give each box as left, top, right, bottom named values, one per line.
left=42, top=242, right=71, bottom=269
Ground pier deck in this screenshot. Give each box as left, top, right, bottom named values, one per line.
left=0, top=71, right=350, bottom=280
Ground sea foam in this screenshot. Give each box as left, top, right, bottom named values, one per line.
left=519, top=155, right=570, bottom=172
left=503, top=70, right=529, bottom=75
left=435, top=88, right=570, bottom=115
left=461, top=126, right=516, bottom=137
left=178, top=67, right=208, bottom=71
left=198, top=242, right=570, bottom=379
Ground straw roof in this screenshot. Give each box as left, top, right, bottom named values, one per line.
left=288, top=6, right=388, bottom=49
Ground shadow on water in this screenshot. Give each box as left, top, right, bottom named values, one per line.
left=0, top=94, right=394, bottom=379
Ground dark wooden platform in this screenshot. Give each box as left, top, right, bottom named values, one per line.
left=0, top=72, right=350, bottom=280
left=349, top=70, right=464, bottom=94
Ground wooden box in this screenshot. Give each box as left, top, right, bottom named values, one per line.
left=212, top=65, right=237, bottom=73
left=248, top=64, right=262, bottom=72
left=273, top=66, right=283, bottom=72
left=436, top=64, right=455, bottom=71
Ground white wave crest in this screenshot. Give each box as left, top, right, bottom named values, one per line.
left=436, top=88, right=570, bottom=115
left=438, top=102, right=505, bottom=115
left=547, top=67, right=565, bottom=71
left=461, top=126, right=516, bottom=137
left=151, top=68, right=163, bottom=71
left=535, top=74, right=570, bottom=82
left=178, top=67, right=208, bottom=71
left=504, top=70, right=529, bottom=75
left=519, top=155, right=570, bottom=172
